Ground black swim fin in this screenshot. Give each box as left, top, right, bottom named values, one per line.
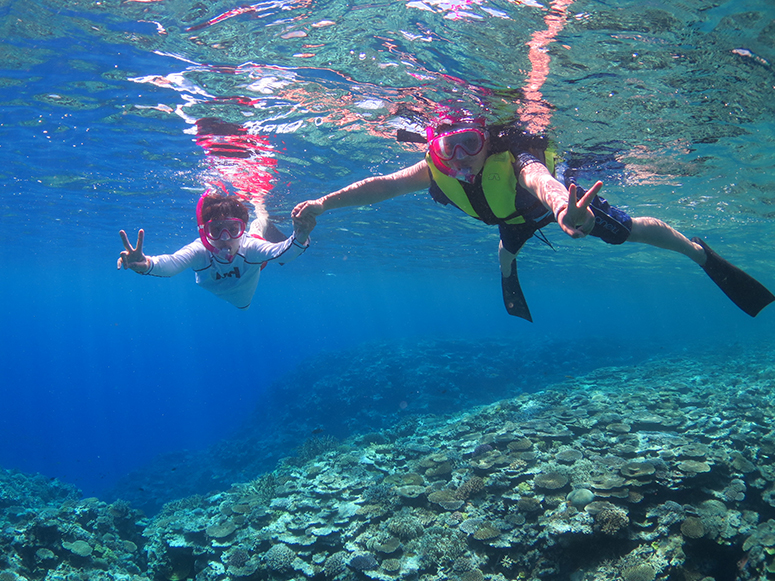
left=502, top=260, right=533, bottom=322
left=692, top=237, right=775, bottom=317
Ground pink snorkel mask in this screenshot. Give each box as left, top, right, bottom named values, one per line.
left=426, top=111, right=487, bottom=183
left=196, top=193, right=244, bottom=262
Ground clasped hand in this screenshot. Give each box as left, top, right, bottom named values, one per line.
left=292, top=199, right=325, bottom=220
left=292, top=213, right=316, bottom=244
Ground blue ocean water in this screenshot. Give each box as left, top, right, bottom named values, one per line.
left=1, top=0, right=774, bottom=502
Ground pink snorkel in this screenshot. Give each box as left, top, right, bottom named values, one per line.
left=197, top=192, right=238, bottom=263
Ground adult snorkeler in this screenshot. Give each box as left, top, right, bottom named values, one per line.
left=292, top=111, right=774, bottom=321
left=118, top=193, right=315, bottom=309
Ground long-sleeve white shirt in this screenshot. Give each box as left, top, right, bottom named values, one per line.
left=142, top=234, right=307, bottom=309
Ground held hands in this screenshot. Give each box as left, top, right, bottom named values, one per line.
left=292, top=213, right=316, bottom=244
left=292, top=199, right=325, bottom=221
left=555, top=181, right=602, bottom=238
left=117, top=229, right=151, bottom=273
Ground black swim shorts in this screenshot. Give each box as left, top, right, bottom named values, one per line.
left=586, top=193, right=632, bottom=245
left=498, top=186, right=632, bottom=253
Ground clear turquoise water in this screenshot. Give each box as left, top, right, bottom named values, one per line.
left=1, top=0, right=773, bottom=496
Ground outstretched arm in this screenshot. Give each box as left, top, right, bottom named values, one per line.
left=518, top=162, right=600, bottom=238
left=292, top=160, right=431, bottom=219
left=117, top=229, right=151, bottom=272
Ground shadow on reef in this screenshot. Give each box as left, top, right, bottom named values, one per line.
left=105, top=337, right=656, bottom=514
left=5, top=342, right=775, bottom=580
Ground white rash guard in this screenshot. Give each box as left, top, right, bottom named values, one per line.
left=141, top=234, right=307, bottom=309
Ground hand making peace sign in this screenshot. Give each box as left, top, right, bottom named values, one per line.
left=117, top=229, right=151, bottom=273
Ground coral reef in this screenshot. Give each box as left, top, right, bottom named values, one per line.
left=105, top=337, right=650, bottom=513
left=6, top=343, right=775, bottom=580
left=0, top=468, right=146, bottom=580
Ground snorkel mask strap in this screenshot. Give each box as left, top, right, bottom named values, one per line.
left=425, top=125, right=452, bottom=175
left=196, top=193, right=218, bottom=254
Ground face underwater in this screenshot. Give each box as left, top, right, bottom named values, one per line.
left=430, top=125, right=489, bottom=181
left=205, top=217, right=245, bottom=257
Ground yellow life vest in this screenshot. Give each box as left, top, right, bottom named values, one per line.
left=426, top=152, right=526, bottom=225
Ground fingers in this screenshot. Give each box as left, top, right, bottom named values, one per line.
left=587, top=180, right=604, bottom=197
left=292, top=213, right=316, bottom=243
left=568, top=181, right=602, bottom=210
left=577, top=187, right=596, bottom=211
left=293, top=200, right=324, bottom=218
left=577, top=181, right=602, bottom=211
left=116, top=252, right=135, bottom=270
left=119, top=229, right=146, bottom=270
left=119, top=230, right=133, bottom=253
left=118, top=230, right=131, bottom=270
left=558, top=219, right=585, bottom=239
left=295, top=214, right=316, bottom=229
left=559, top=180, right=604, bottom=240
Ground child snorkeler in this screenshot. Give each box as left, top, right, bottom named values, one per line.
left=118, top=193, right=314, bottom=309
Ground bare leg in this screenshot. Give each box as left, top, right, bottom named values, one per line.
left=248, top=199, right=286, bottom=243
left=627, top=217, right=707, bottom=265
left=498, top=240, right=517, bottom=276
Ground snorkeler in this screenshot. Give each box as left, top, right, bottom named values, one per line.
left=118, top=193, right=314, bottom=309
left=292, top=111, right=774, bottom=321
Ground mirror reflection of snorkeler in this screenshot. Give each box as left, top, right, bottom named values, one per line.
left=118, top=193, right=315, bottom=309
left=292, top=110, right=774, bottom=321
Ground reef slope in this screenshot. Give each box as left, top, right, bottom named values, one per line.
left=3, top=343, right=775, bottom=580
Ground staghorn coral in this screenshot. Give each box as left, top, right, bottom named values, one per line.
left=294, top=435, right=339, bottom=464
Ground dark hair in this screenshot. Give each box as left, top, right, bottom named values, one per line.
left=487, top=122, right=548, bottom=155
left=201, top=194, right=249, bottom=224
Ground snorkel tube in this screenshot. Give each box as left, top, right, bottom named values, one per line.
left=396, top=126, right=458, bottom=177
left=197, top=192, right=238, bottom=263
